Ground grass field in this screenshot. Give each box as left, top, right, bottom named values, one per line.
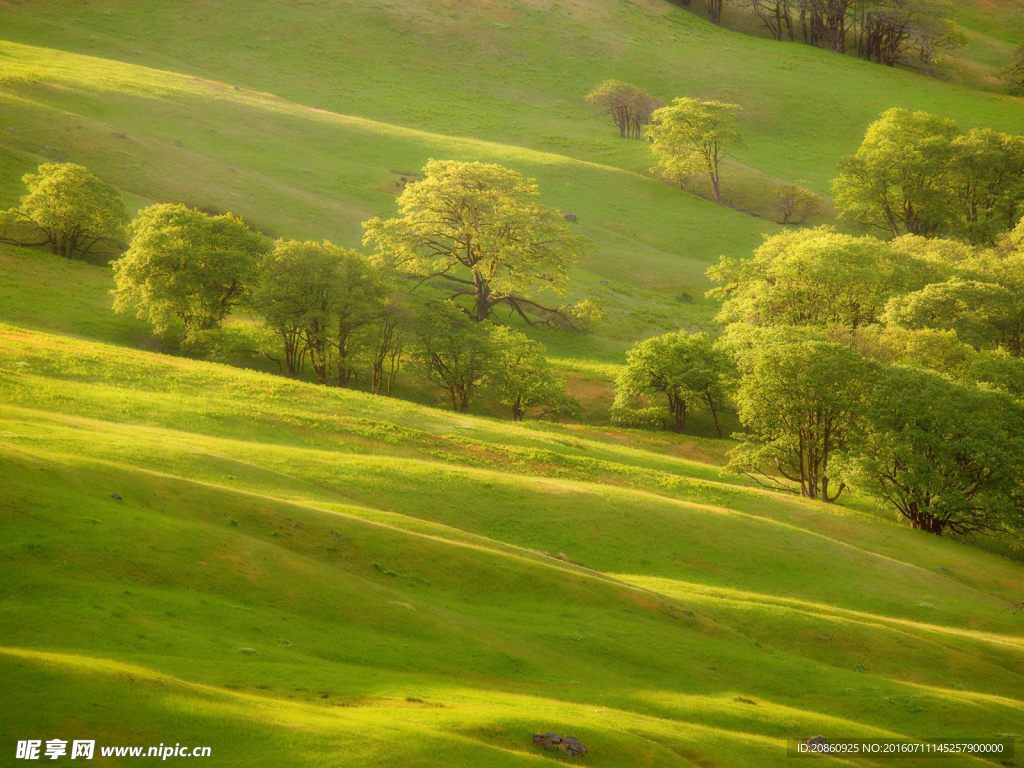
left=1, top=1, right=1023, bottom=765
left=2, top=323, right=1023, bottom=766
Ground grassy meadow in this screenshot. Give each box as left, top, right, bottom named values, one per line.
left=1, top=0, right=1023, bottom=765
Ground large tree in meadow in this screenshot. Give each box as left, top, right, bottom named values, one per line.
left=363, top=160, right=584, bottom=325
left=729, top=335, right=872, bottom=501
left=0, top=162, right=127, bottom=260
left=112, top=204, right=267, bottom=338
left=645, top=98, right=741, bottom=204
left=613, top=331, right=730, bottom=435
left=841, top=366, right=1024, bottom=535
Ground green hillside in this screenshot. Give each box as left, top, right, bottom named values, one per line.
left=2, top=0, right=1023, bottom=765
left=2, top=321, right=1023, bottom=766
left=1, top=0, right=1022, bottom=353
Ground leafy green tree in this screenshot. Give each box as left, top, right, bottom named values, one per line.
left=613, top=331, right=730, bottom=435
left=112, top=204, right=267, bottom=339
left=645, top=98, right=742, bottom=204
left=413, top=301, right=495, bottom=412
left=708, top=227, right=923, bottom=334
left=947, top=128, right=1024, bottom=245
left=0, top=162, right=127, bottom=259
left=833, top=108, right=957, bottom=237
left=969, top=349, right=1024, bottom=399
left=330, top=249, right=386, bottom=387
left=882, top=277, right=1018, bottom=353
left=488, top=326, right=573, bottom=421
left=840, top=366, right=1024, bottom=535
left=729, top=337, right=872, bottom=501
left=252, top=240, right=342, bottom=379
left=585, top=80, right=659, bottom=139
left=363, top=160, right=584, bottom=324
left=368, top=287, right=410, bottom=396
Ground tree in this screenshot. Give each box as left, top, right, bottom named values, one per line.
left=613, top=331, right=730, bottom=435
left=706, top=0, right=724, bottom=24
left=646, top=98, right=742, bottom=204
left=774, top=184, right=822, bottom=224
left=488, top=326, right=573, bottom=421
left=0, top=162, right=127, bottom=260
left=368, top=288, right=410, bottom=396
left=946, top=128, right=1024, bottom=245
left=840, top=366, right=1024, bottom=535
left=729, top=337, right=872, bottom=501
left=413, top=301, right=495, bottom=412
left=585, top=80, right=659, bottom=139
left=707, top=227, right=924, bottom=334
left=363, top=160, right=585, bottom=324
left=833, top=108, right=957, bottom=237
left=111, top=204, right=267, bottom=339
left=253, top=240, right=336, bottom=378
left=330, top=249, right=386, bottom=387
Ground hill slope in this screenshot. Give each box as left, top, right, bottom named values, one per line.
left=1, top=322, right=1023, bottom=766
left=1, top=0, right=1022, bottom=354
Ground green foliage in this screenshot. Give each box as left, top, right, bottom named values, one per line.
left=614, top=331, right=730, bottom=435
left=0, top=162, right=127, bottom=260
left=585, top=80, right=659, bottom=139
left=968, top=349, right=1024, bottom=399
left=708, top=227, right=925, bottom=333
left=645, top=98, right=742, bottom=203
left=412, top=300, right=495, bottom=412
left=487, top=325, right=574, bottom=421
left=839, top=366, right=1024, bottom=535
left=882, top=277, right=1017, bottom=352
left=111, top=203, right=268, bottom=339
left=252, top=239, right=392, bottom=386
left=834, top=109, right=1024, bottom=243
left=363, top=159, right=585, bottom=325
left=729, top=335, right=873, bottom=501
left=833, top=108, right=958, bottom=238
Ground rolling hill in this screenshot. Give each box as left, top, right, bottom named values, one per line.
left=1, top=1, right=1023, bottom=765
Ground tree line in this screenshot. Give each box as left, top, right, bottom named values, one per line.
left=679, top=0, right=967, bottom=72
left=0, top=160, right=591, bottom=421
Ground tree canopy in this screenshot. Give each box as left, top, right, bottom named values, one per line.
left=363, top=160, right=585, bottom=325
left=111, top=203, right=267, bottom=338
left=0, top=162, right=127, bottom=260
left=645, top=98, right=741, bottom=204
left=833, top=109, right=1024, bottom=243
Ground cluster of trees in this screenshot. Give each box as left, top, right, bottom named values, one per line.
left=686, top=0, right=963, bottom=69
left=585, top=81, right=660, bottom=139
left=6, top=160, right=588, bottom=421
left=616, top=221, right=1024, bottom=538
left=585, top=84, right=745, bottom=207
left=834, top=108, right=1024, bottom=244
